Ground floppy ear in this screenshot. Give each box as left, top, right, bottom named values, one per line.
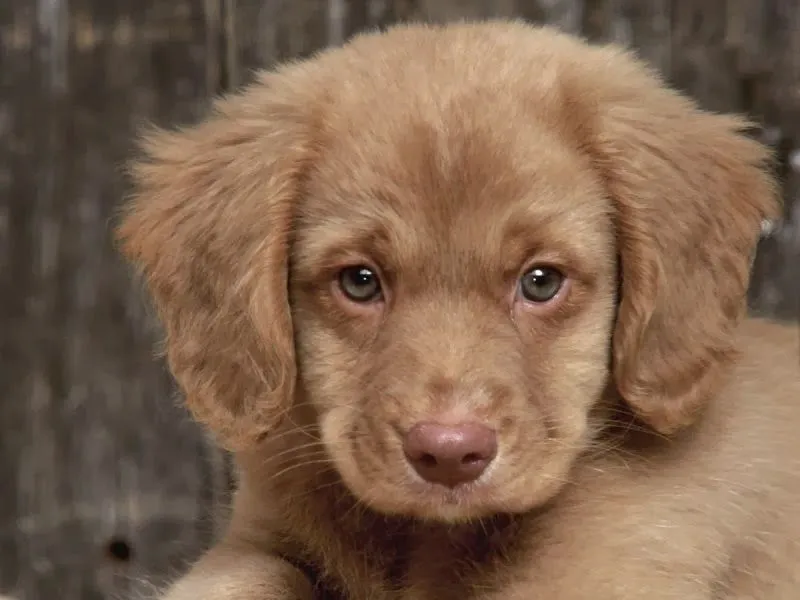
left=585, top=50, right=780, bottom=434
left=117, top=71, right=315, bottom=451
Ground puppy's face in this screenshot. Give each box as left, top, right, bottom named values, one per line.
left=119, top=23, right=776, bottom=525
left=290, top=96, right=616, bottom=520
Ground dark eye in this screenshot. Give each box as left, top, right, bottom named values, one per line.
left=338, top=265, right=382, bottom=302
left=519, top=266, right=564, bottom=303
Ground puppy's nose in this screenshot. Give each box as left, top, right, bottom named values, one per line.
left=403, top=422, right=497, bottom=487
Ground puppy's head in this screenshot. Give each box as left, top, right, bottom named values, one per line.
left=118, top=22, right=778, bottom=522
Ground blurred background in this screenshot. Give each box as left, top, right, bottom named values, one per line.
left=0, top=1, right=798, bottom=599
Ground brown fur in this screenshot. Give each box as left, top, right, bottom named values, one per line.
left=117, top=21, right=800, bottom=600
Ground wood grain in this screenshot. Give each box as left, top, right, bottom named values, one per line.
left=0, top=1, right=230, bottom=598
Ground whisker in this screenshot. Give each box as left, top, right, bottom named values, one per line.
left=258, top=440, right=330, bottom=465
left=266, top=457, right=339, bottom=484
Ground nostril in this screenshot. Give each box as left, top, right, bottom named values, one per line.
left=462, top=452, right=483, bottom=465
left=419, top=453, right=438, bottom=468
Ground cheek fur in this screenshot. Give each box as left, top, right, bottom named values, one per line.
left=293, top=320, right=364, bottom=417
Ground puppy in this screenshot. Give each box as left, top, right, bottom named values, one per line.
left=117, top=20, right=800, bottom=600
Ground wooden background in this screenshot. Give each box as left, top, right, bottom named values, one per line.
left=1, top=1, right=798, bottom=598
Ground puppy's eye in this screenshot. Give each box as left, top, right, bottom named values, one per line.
left=519, top=266, right=564, bottom=303
left=338, top=266, right=382, bottom=302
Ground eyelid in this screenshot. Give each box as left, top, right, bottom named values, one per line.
left=294, top=251, right=382, bottom=283
left=512, top=258, right=571, bottom=285
left=336, top=259, right=386, bottom=282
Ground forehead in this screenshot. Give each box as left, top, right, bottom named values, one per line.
left=292, top=54, right=613, bottom=281
left=296, top=115, right=611, bottom=274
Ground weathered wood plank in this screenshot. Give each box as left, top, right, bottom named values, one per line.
left=225, top=0, right=330, bottom=87
left=737, top=0, right=800, bottom=319
left=517, top=0, right=584, bottom=33
left=409, top=0, right=518, bottom=22
left=581, top=0, right=671, bottom=74
left=0, top=1, right=230, bottom=598
left=669, top=0, right=744, bottom=112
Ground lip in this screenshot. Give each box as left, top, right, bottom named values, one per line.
left=409, top=479, right=480, bottom=502
left=401, top=478, right=501, bottom=520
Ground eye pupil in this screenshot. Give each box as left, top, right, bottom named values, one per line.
left=520, top=266, right=564, bottom=303
left=339, top=266, right=381, bottom=302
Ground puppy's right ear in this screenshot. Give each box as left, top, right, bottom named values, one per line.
left=117, top=71, right=315, bottom=451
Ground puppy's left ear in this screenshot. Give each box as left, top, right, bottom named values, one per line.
left=585, top=49, right=780, bottom=434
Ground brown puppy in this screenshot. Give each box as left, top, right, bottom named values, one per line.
left=118, top=20, right=800, bottom=600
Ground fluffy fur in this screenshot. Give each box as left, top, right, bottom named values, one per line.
left=117, top=20, right=800, bottom=600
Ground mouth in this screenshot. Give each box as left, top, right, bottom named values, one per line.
left=412, top=480, right=480, bottom=504
left=393, top=476, right=505, bottom=522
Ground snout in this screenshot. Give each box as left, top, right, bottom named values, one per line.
left=403, top=422, right=497, bottom=487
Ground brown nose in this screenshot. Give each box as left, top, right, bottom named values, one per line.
left=403, top=422, right=497, bottom=488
